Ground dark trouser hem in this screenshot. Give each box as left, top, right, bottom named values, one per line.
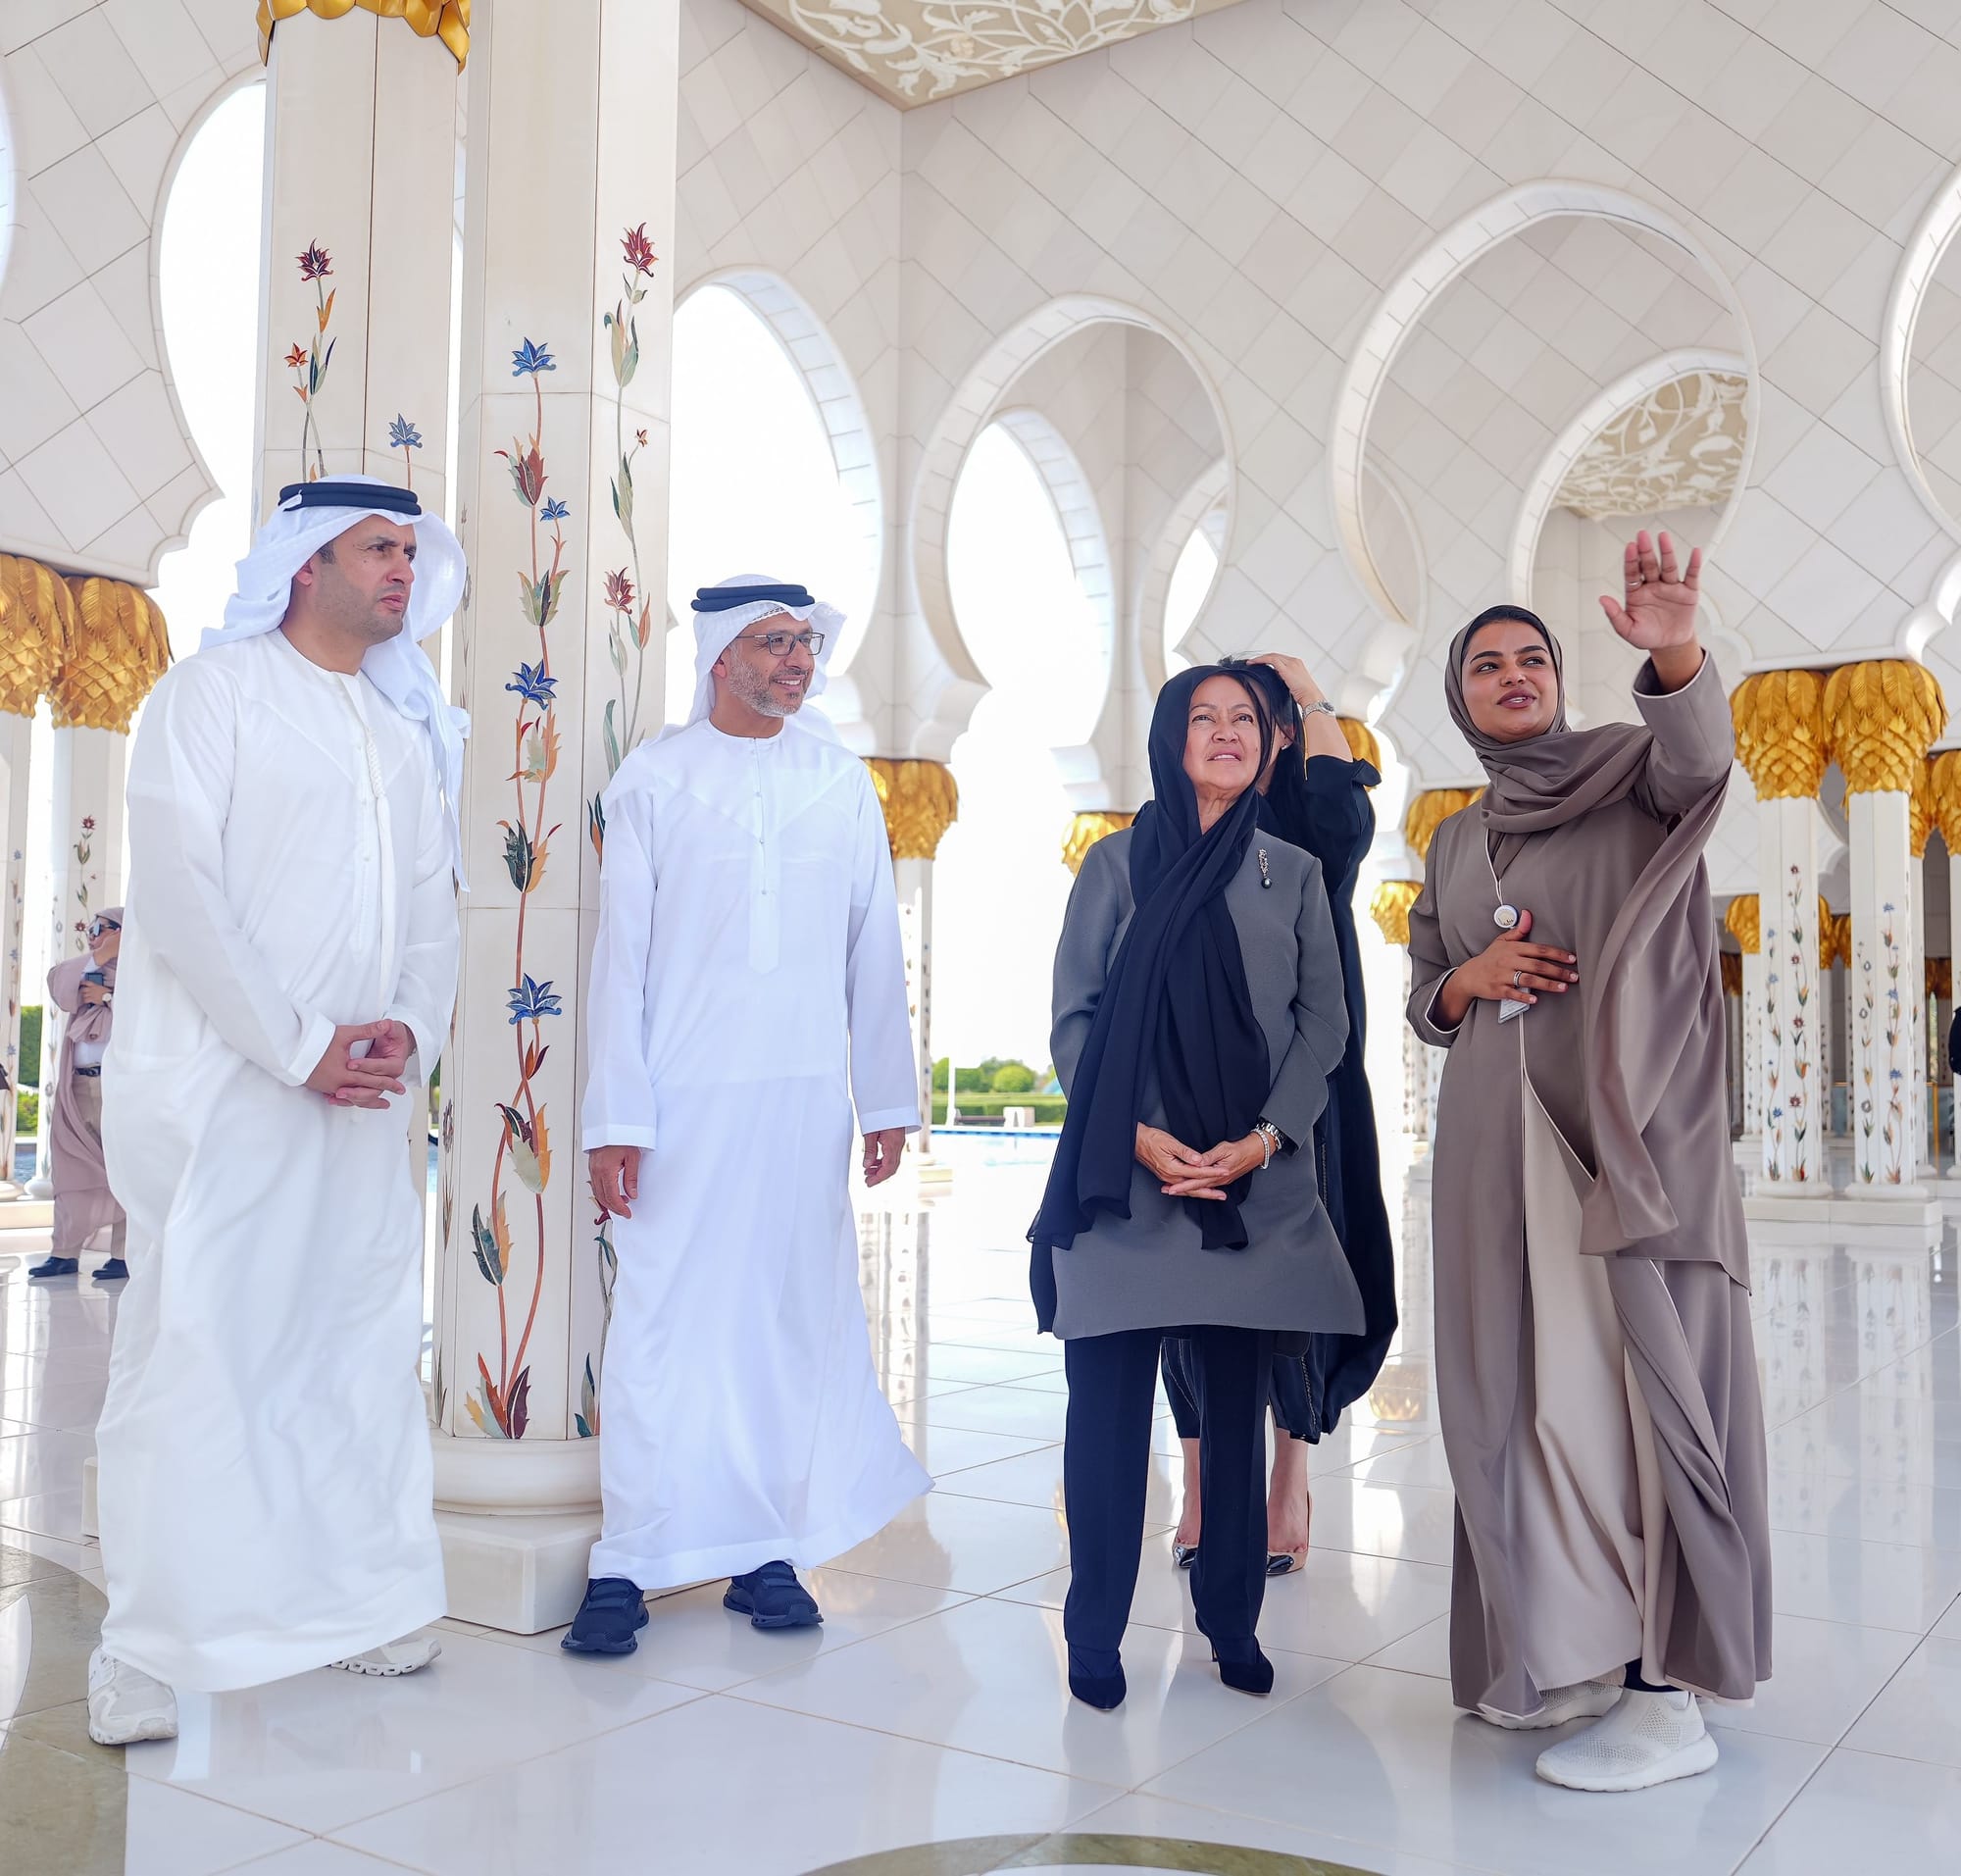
left=1161, top=1337, right=1314, bottom=1442
left=1068, top=1325, right=1275, bottom=1652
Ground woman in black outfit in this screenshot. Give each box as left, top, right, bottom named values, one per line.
left=1163, top=652, right=1397, bottom=1573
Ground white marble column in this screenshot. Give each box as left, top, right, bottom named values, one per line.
left=30, top=728, right=127, bottom=1196
left=1831, top=660, right=1947, bottom=1204
left=872, top=761, right=957, bottom=1171
left=1755, top=803, right=1828, bottom=1189
left=0, top=711, right=30, bottom=1192
left=429, top=0, right=679, bottom=1632
left=254, top=8, right=460, bottom=517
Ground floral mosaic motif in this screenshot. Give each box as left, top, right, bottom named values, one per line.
left=783, top=0, right=1202, bottom=102
left=288, top=241, right=336, bottom=482
left=1855, top=904, right=1906, bottom=1185
left=68, top=814, right=95, bottom=957
left=388, top=413, right=423, bottom=489
left=1557, top=371, right=1749, bottom=520
left=1764, top=865, right=1815, bottom=1182
left=575, top=1214, right=620, bottom=1440
left=465, top=336, right=568, bottom=1443
left=596, top=223, right=661, bottom=837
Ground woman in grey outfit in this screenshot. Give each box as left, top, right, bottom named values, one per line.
left=1031, top=664, right=1359, bottom=1711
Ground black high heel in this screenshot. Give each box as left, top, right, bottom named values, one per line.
left=1067, top=1646, right=1127, bottom=1710
left=1208, top=1639, right=1275, bottom=1697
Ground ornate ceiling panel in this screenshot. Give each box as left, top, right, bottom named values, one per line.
left=737, top=0, right=1246, bottom=107
left=1555, top=369, right=1749, bottom=521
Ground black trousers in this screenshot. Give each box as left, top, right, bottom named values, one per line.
left=1161, top=1338, right=1315, bottom=1442
left=1063, top=1324, right=1277, bottom=1655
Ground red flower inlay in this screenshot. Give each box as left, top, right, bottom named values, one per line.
left=284, top=343, right=308, bottom=371
left=603, top=569, right=634, bottom=613
left=621, top=224, right=657, bottom=277
left=298, top=242, right=332, bottom=282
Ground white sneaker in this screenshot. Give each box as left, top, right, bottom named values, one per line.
left=1535, top=1686, right=1719, bottom=1792
left=1479, top=1678, right=1623, bottom=1730
left=86, top=1647, right=178, bottom=1746
left=327, top=1631, right=442, bottom=1677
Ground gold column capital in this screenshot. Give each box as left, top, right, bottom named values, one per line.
left=1720, top=952, right=1742, bottom=996
left=259, top=0, right=470, bottom=67
left=1730, top=668, right=1828, bottom=799
left=1827, top=911, right=1851, bottom=969
left=1725, top=893, right=1760, bottom=955
left=51, top=578, right=172, bottom=734
left=1337, top=718, right=1382, bottom=777
left=0, top=552, right=74, bottom=719
left=1824, top=658, right=1948, bottom=794
left=1912, top=759, right=1933, bottom=857
left=1817, top=893, right=1835, bottom=970
left=1370, top=880, right=1421, bottom=946
left=1929, top=750, right=1961, bottom=852
left=1404, top=786, right=1482, bottom=864
left=1062, top=810, right=1135, bottom=876
left=1929, top=956, right=1952, bottom=1000
left=865, top=758, right=958, bottom=862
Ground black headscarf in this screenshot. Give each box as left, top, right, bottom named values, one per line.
left=1031, top=666, right=1276, bottom=1258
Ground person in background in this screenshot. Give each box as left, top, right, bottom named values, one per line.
left=1163, top=652, right=1395, bottom=1575
left=29, top=910, right=128, bottom=1282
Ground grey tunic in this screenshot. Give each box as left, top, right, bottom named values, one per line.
left=1408, top=656, right=1771, bottom=1716
left=1044, top=829, right=1363, bottom=1343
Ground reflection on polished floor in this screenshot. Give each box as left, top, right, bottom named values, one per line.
left=3, top=1132, right=1960, bottom=1874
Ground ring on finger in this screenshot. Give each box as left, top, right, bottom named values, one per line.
left=1512, top=969, right=1523, bottom=989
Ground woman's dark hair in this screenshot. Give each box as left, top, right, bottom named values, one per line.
left=1460, top=604, right=1554, bottom=665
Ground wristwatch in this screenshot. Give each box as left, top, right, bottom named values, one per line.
left=1302, top=699, right=1336, bottom=720
left=1252, top=1118, right=1287, bottom=1167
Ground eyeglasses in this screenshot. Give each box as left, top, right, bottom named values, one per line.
left=87, top=919, right=121, bottom=940
left=734, top=628, right=825, bottom=659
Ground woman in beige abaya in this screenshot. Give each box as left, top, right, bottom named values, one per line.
left=1407, top=532, right=1770, bottom=1793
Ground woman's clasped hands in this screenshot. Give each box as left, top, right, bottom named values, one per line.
left=1134, top=1123, right=1266, bottom=1200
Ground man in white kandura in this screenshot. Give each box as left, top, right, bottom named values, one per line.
left=88, top=476, right=467, bottom=1746
left=564, top=576, right=930, bottom=1653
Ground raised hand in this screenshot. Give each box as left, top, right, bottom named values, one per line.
left=1601, top=530, right=1701, bottom=651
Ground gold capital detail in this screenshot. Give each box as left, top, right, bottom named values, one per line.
left=1930, top=751, right=1961, bottom=855
left=1730, top=669, right=1828, bottom=799
left=866, top=758, right=958, bottom=862
left=1720, top=952, right=1742, bottom=996
left=1725, top=893, right=1759, bottom=955
left=1404, top=787, right=1482, bottom=864
left=1824, top=659, right=1947, bottom=795
left=1337, top=718, right=1382, bottom=775
left=0, top=553, right=75, bottom=719
left=1912, top=758, right=1933, bottom=857
left=1930, top=956, right=1952, bottom=1001
left=1370, top=880, right=1420, bottom=946
left=52, top=579, right=172, bottom=734
left=258, top=0, right=470, bottom=68
left=1062, top=811, right=1135, bottom=876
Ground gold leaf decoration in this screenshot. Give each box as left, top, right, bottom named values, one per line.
left=1404, top=787, right=1483, bottom=863
left=866, top=758, right=959, bottom=862
left=1930, top=751, right=1961, bottom=854
left=1912, top=758, right=1933, bottom=857
left=1825, top=912, right=1851, bottom=970
left=1720, top=952, right=1742, bottom=995
left=0, top=553, right=75, bottom=719
left=54, top=578, right=172, bottom=733
left=1730, top=669, right=1828, bottom=801
left=1370, top=880, right=1421, bottom=946
left=258, top=0, right=469, bottom=67
left=1929, top=956, right=1952, bottom=1000
left=1824, top=659, right=1948, bottom=795
left=1725, top=893, right=1760, bottom=956
left=1061, top=811, right=1135, bottom=876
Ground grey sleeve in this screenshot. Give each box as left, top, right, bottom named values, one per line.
left=1634, top=652, right=1735, bottom=821
left=1050, top=837, right=1126, bottom=1096
left=1259, top=853, right=1349, bottom=1149
left=1406, top=870, right=1464, bottom=1049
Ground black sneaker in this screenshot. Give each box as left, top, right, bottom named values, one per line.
left=724, top=1560, right=822, bottom=1631
left=560, top=1576, right=648, bottom=1654
left=27, top=1255, right=78, bottom=1279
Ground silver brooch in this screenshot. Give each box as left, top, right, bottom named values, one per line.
left=1494, top=903, right=1520, bottom=931
left=1258, top=847, right=1272, bottom=888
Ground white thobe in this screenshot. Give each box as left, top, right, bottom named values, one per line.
left=97, top=630, right=458, bottom=1692
left=584, top=718, right=930, bottom=1588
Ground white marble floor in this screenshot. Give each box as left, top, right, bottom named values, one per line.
left=2, top=1132, right=1958, bottom=1874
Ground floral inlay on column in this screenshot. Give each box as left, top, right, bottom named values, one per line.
left=591, top=223, right=661, bottom=862
left=466, top=335, right=568, bottom=1440
left=389, top=414, right=424, bottom=490
left=288, top=241, right=336, bottom=482
left=68, top=815, right=94, bottom=957
left=1857, top=904, right=1904, bottom=1183
left=1764, top=864, right=1815, bottom=1174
